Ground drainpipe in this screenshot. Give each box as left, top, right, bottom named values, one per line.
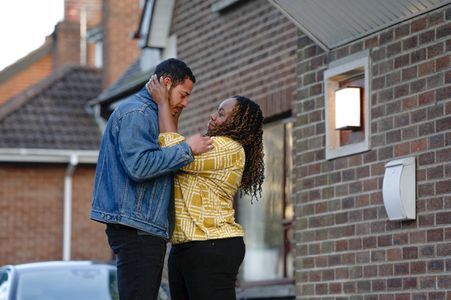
left=63, top=154, right=79, bottom=261
left=92, top=104, right=106, bottom=133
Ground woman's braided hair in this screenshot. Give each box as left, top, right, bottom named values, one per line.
left=207, top=96, right=265, bottom=200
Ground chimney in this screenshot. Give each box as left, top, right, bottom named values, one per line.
left=52, top=0, right=102, bottom=71
left=102, top=0, right=141, bottom=88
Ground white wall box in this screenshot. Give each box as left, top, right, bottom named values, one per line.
left=382, top=157, right=416, bottom=221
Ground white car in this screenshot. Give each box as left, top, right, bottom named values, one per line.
left=0, top=261, right=118, bottom=300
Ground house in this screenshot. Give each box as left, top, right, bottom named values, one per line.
left=93, top=0, right=451, bottom=299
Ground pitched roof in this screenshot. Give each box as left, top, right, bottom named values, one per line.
left=89, top=58, right=150, bottom=106
left=0, top=65, right=102, bottom=150
left=89, top=50, right=161, bottom=107
left=0, top=40, right=52, bottom=85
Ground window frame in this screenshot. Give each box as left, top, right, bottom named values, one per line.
left=236, top=117, right=295, bottom=287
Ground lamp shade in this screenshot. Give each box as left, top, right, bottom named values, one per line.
left=335, top=87, right=361, bottom=130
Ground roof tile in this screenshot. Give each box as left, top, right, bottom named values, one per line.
left=0, top=66, right=102, bottom=150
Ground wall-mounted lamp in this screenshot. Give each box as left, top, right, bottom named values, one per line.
left=335, top=87, right=362, bottom=130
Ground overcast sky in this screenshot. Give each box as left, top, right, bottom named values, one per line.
left=0, top=0, right=64, bottom=71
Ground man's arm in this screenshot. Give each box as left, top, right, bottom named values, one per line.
left=117, top=109, right=213, bottom=182
left=146, top=75, right=177, bottom=132
left=117, top=109, right=192, bottom=182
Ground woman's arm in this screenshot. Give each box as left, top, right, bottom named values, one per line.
left=146, top=75, right=177, bottom=132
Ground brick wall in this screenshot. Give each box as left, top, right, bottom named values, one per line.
left=294, top=6, right=450, bottom=298
left=0, top=54, right=52, bottom=105
left=71, top=166, right=111, bottom=260
left=102, top=0, right=140, bottom=88
left=0, top=164, right=110, bottom=265
left=172, top=0, right=298, bottom=135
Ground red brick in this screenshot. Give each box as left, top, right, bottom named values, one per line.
left=427, top=42, right=445, bottom=59
left=428, top=229, right=444, bottom=242
left=436, top=55, right=450, bottom=71
left=411, top=138, right=428, bottom=152
left=418, top=61, right=435, bottom=76
left=394, top=142, right=410, bottom=156
left=411, top=261, right=427, bottom=274
left=437, top=180, right=451, bottom=194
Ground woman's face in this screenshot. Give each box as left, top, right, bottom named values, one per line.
left=207, top=98, right=238, bottom=132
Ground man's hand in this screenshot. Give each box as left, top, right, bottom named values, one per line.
left=146, top=75, right=169, bottom=107
left=186, top=134, right=214, bottom=155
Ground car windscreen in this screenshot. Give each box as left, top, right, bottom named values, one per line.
left=15, top=266, right=118, bottom=300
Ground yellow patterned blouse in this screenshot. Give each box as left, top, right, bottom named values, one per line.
left=159, top=132, right=245, bottom=244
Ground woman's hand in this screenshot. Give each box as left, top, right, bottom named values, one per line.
left=146, top=74, right=177, bottom=132
left=146, top=75, right=170, bottom=107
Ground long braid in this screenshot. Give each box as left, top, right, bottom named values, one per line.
left=207, top=96, right=265, bottom=200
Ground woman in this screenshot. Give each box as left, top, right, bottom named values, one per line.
left=148, top=75, right=264, bottom=300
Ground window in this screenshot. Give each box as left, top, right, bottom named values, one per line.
left=135, top=0, right=175, bottom=50
left=87, top=27, right=103, bottom=68
left=237, top=120, right=294, bottom=282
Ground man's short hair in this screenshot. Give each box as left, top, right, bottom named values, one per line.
left=154, top=58, right=196, bottom=87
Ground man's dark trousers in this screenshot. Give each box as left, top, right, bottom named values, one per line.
left=106, top=224, right=167, bottom=300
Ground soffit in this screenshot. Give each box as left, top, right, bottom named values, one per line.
left=269, top=0, right=451, bottom=50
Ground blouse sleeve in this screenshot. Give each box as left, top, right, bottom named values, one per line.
left=158, top=133, right=245, bottom=174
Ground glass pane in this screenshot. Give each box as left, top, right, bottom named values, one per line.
left=285, top=122, right=294, bottom=279
left=16, top=267, right=119, bottom=300
left=238, top=122, right=286, bottom=281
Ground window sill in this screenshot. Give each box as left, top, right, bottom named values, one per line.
left=236, top=280, right=295, bottom=299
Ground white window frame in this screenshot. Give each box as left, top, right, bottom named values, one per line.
left=324, top=50, right=371, bottom=160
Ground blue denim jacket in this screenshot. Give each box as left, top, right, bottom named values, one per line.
left=90, top=87, right=193, bottom=239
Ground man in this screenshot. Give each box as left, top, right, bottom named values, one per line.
left=91, top=58, right=212, bottom=300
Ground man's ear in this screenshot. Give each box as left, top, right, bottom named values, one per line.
left=163, top=77, right=172, bottom=91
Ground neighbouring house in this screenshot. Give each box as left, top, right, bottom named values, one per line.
left=0, top=65, right=111, bottom=263
left=0, top=0, right=141, bottom=265
left=0, top=0, right=102, bottom=105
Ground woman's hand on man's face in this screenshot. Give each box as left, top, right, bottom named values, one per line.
left=146, top=74, right=170, bottom=107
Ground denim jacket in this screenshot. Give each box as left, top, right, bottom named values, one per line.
left=90, top=87, right=193, bottom=240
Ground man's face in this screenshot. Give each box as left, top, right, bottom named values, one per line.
left=168, top=78, right=194, bottom=118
